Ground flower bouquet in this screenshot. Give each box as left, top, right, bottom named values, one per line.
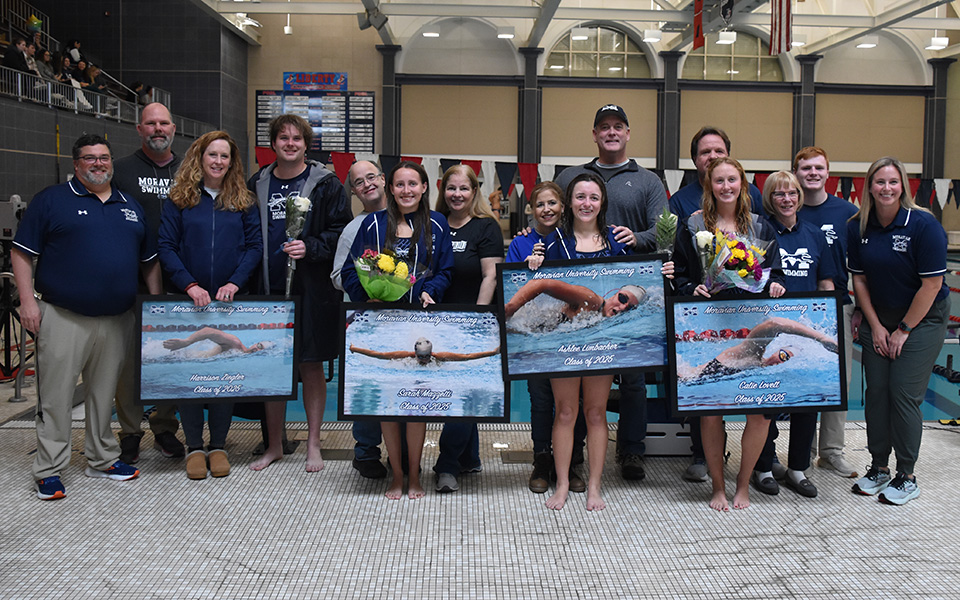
left=695, top=229, right=772, bottom=294
left=354, top=249, right=416, bottom=302
left=284, top=195, right=311, bottom=299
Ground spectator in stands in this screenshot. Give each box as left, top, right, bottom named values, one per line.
left=64, top=39, right=83, bottom=64
left=83, top=64, right=108, bottom=94
left=73, top=58, right=88, bottom=84
left=2, top=38, right=30, bottom=73
left=24, top=42, right=41, bottom=77
left=36, top=48, right=55, bottom=80
left=54, top=53, right=72, bottom=83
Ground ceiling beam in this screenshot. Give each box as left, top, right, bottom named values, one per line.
left=526, top=0, right=561, bottom=47
left=664, top=0, right=767, bottom=51
left=804, top=0, right=953, bottom=53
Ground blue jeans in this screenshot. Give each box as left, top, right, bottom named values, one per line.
left=434, top=422, right=480, bottom=475
left=180, top=403, right=234, bottom=450
left=352, top=420, right=382, bottom=461
left=616, top=372, right=647, bottom=456
left=530, top=378, right=586, bottom=455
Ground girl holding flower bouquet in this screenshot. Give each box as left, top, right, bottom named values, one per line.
left=341, top=161, right=455, bottom=500
left=672, top=157, right=786, bottom=512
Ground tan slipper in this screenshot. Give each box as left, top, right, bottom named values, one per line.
left=186, top=450, right=207, bottom=480
left=208, top=449, right=231, bottom=477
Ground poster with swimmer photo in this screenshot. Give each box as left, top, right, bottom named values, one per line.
left=136, top=296, right=299, bottom=405
left=667, top=293, right=847, bottom=417
left=339, top=305, right=508, bottom=422
left=498, top=255, right=668, bottom=379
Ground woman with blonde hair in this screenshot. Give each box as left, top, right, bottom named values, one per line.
left=159, top=130, right=262, bottom=480
left=848, top=157, right=949, bottom=505
left=432, top=164, right=504, bottom=494
left=672, top=156, right=786, bottom=511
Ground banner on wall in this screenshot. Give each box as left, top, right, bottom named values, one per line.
left=283, top=72, right=348, bottom=91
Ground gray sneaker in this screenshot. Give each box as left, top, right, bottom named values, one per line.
left=683, top=459, right=708, bottom=482
left=436, top=472, right=459, bottom=493
left=818, top=453, right=859, bottom=478
left=852, top=466, right=892, bottom=495
left=878, top=473, right=919, bottom=505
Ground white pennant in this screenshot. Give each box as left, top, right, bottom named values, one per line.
left=935, top=179, right=950, bottom=210
left=665, top=170, right=685, bottom=195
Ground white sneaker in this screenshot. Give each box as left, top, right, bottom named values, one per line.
left=435, top=472, right=459, bottom=493
left=878, top=473, right=919, bottom=505
left=818, top=453, right=859, bottom=478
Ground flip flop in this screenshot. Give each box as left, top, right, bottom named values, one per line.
left=938, top=418, right=960, bottom=426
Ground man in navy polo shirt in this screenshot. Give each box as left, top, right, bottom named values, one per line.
left=669, top=126, right=764, bottom=227
left=13, top=134, right=161, bottom=501
left=794, top=146, right=860, bottom=478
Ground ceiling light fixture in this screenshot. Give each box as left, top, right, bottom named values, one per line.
left=643, top=29, right=662, bottom=43
left=856, top=35, right=878, bottom=49
left=716, top=31, right=737, bottom=45
left=283, top=0, right=292, bottom=35
left=926, top=36, right=949, bottom=50
left=571, top=27, right=590, bottom=41
left=497, top=26, right=515, bottom=40
left=791, top=34, right=806, bottom=47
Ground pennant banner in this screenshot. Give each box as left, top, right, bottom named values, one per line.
left=518, top=163, right=540, bottom=203
left=439, top=158, right=460, bottom=175
left=934, top=179, right=950, bottom=210
left=331, top=152, right=356, bottom=185
left=664, top=170, right=685, bottom=197
left=825, top=176, right=840, bottom=197
left=495, top=162, right=519, bottom=198
left=753, top=172, right=770, bottom=195
left=380, top=155, right=401, bottom=176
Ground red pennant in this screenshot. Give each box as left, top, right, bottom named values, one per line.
left=401, top=156, right=423, bottom=164
left=255, top=147, right=277, bottom=169
left=908, top=178, right=921, bottom=200
left=693, top=0, right=705, bottom=50
left=825, top=176, right=840, bottom=196
left=850, top=177, right=865, bottom=204
left=462, top=160, right=482, bottom=177
left=518, top=163, right=540, bottom=202
left=753, top=172, right=770, bottom=194
left=331, top=152, right=356, bottom=185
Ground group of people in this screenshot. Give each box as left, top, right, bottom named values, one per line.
left=15, top=102, right=948, bottom=513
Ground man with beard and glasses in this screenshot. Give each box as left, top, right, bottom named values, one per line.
left=111, top=102, right=186, bottom=463
left=13, top=134, right=161, bottom=501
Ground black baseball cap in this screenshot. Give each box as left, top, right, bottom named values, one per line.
left=594, top=104, right=629, bottom=127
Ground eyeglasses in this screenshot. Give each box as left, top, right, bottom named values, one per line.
left=351, top=172, right=381, bottom=189
left=77, top=155, right=112, bottom=164
left=772, top=190, right=799, bottom=200
left=778, top=349, right=791, bottom=362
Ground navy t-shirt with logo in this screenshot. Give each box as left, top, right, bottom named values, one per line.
left=266, top=170, right=310, bottom=293
left=768, top=218, right=838, bottom=293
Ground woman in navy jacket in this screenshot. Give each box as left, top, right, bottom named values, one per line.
left=159, top=131, right=262, bottom=480
left=340, top=161, right=454, bottom=500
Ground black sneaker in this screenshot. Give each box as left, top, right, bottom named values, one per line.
left=153, top=431, right=185, bottom=458
left=620, top=453, right=646, bottom=481
left=529, top=452, right=552, bottom=494
left=352, top=458, right=388, bottom=479
left=119, top=434, right=142, bottom=465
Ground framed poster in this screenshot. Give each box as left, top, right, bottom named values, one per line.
left=136, top=296, right=299, bottom=405
left=497, top=255, right=668, bottom=380
left=667, top=292, right=846, bottom=417
left=339, top=304, right=508, bottom=422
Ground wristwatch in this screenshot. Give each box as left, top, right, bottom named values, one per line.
left=898, top=321, right=913, bottom=333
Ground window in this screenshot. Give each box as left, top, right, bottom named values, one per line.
left=681, top=32, right=783, bottom=82
left=545, top=26, right=650, bottom=78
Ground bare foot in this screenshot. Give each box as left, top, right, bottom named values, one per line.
left=732, top=487, right=751, bottom=510
left=408, top=475, right=425, bottom=499
left=305, top=443, right=325, bottom=473
left=586, top=490, right=606, bottom=511
left=709, top=489, right=730, bottom=512
left=546, top=483, right=569, bottom=510
left=385, top=474, right=403, bottom=500
left=248, top=448, right=283, bottom=471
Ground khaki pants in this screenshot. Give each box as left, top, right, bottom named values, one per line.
left=33, top=302, right=133, bottom=480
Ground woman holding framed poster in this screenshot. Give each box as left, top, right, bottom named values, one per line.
left=537, top=172, right=632, bottom=511
left=848, top=157, right=949, bottom=506
left=755, top=171, right=838, bottom=499
left=341, top=161, right=455, bottom=500
left=672, top=157, right=786, bottom=511
left=159, top=131, right=262, bottom=480
left=431, top=165, right=504, bottom=494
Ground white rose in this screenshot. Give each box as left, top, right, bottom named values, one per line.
left=694, top=230, right=714, bottom=250
left=293, top=196, right=311, bottom=212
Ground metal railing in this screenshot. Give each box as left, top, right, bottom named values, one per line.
left=2, top=0, right=55, bottom=53
left=0, top=65, right=213, bottom=137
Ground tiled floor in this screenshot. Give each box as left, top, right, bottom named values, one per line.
left=2, top=381, right=960, bottom=599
